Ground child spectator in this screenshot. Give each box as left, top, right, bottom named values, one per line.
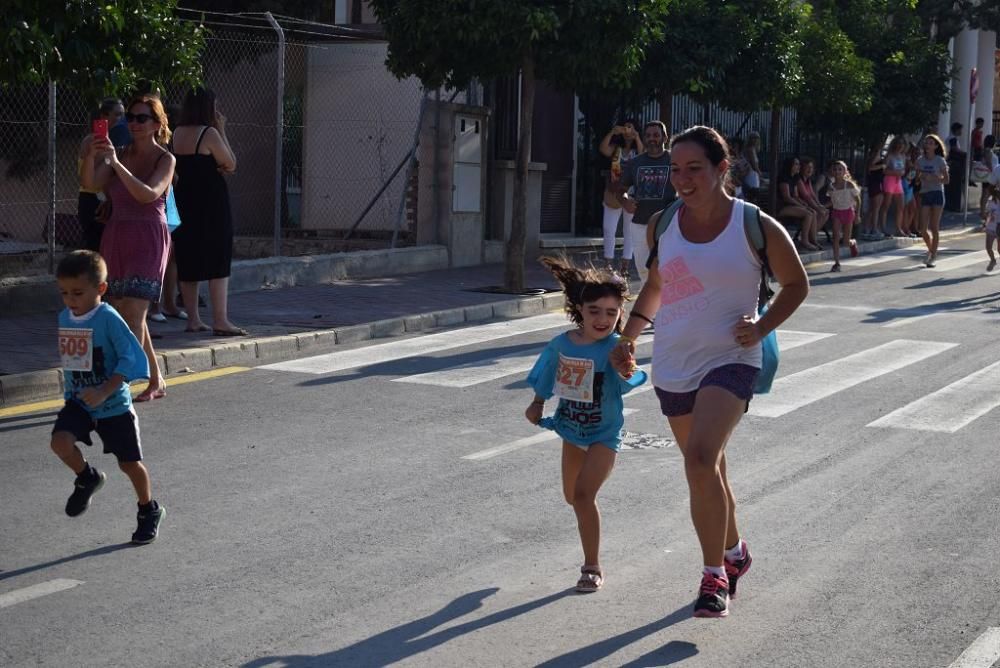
left=879, top=137, right=907, bottom=237
left=827, top=161, right=861, bottom=272
left=796, top=158, right=829, bottom=247
left=862, top=141, right=886, bottom=240
left=984, top=186, right=1000, bottom=272
left=51, top=250, right=165, bottom=544
left=525, top=256, right=647, bottom=593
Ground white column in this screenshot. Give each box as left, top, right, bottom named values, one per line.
left=939, top=37, right=955, bottom=135
left=975, top=30, right=996, bottom=131
left=951, top=27, right=978, bottom=142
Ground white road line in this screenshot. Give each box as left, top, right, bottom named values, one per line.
left=0, top=579, right=84, bottom=609
left=905, top=250, right=987, bottom=272
left=881, top=312, right=942, bottom=328
left=749, top=339, right=957, bottom=418
left=844, top=246, right=943, bottom=268
left=462, top=431, right=558, bottom=460
left=776, top=330, right=836, bottom=350
left=867, top=360, right=1000, bottom=433
left=395, top=334, right=654, bottom=388
left=946, top=627, right=1000, bottom=668
left=260, top=312, right=569, bottom=374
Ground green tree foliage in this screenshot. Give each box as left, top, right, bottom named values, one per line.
left=370, top=0, right=671, bottom=291
left=2, top=0, right=205, bottom=97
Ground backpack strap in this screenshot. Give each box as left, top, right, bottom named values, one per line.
left=652, top=198, right=685, bottom=242
left=741, top=201, right=775, bottom=308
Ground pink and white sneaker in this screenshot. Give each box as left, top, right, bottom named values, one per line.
left=693, top=572, right=730, bottom=618
left=725, top=541, right=753, bottom=599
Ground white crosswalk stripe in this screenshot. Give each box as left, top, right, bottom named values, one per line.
left=906, top=249, right=988, bottom=272
left=867, top=360, right=1000, bottom=433
left=749, top=340, right=957, bottom=418
left=844, top=246, right=944, bottom=268
left=260, top=312, right=569, bottom=374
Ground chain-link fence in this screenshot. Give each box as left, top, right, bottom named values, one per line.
left=0, top=16, right=436, bottom=278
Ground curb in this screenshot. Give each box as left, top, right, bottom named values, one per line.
left=0, top=292, right=567, bottom=410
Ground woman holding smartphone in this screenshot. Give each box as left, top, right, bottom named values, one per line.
left=77, top=98, right=125, bottom=251
left=80, top=94, right=174, bottom=402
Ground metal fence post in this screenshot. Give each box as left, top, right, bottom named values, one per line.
left=48, top=80, right=57, bottom=273
left=266, top=12, right=285, bottom=257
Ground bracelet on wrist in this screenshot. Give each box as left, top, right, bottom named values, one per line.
left=618, top=335, right=636, bottom=344
left=631, top=310, right=654, bottom=326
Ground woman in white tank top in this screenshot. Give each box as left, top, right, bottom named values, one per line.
left=610, top=126, right=809, bottom=618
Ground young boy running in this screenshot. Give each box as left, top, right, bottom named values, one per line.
left=51, top=250, right=165, bottom=544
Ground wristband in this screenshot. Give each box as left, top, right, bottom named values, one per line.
left=631, top=311, right=654, bottom=325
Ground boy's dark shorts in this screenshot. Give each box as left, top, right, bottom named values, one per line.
left=52, top=401, right=143, bottom=463
left=654, top=364, right=760, bottom=417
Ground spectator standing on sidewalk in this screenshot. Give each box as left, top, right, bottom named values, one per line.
left=80, top=94, right=173, bottom=402
left=902, top=143, right=921, bottom=238
left=77, top=98, right=125, bottom=252
left=916, top=134, right=949, bottom=268
left=618, top=121, right=677, bottom=282
left=598, top=119, right=643, bottom=276
left=978, top=135, right=999, bottom=223
left=861, top=142, right=885, bottom=240
left=879, top=137, right=907, bottom=237
left=610, top=126, right=808, bottom=618
left=971, top=117, right=985, bottom=163
left=741, top=132, right=763, bottom=202
left=171, top=87, right=246, bottom=337
left=50, top=250, right=165, bottom=544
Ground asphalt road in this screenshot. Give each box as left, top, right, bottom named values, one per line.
left=2, top=234, right=1000, bottom=668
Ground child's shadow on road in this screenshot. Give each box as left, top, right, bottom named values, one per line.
left=242, top=587, right=695, bottom=667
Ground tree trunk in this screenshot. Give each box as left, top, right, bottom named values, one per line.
left=504, top=55, right=535, bottom=293
left=768, top=105, right=781, bottom=215
left=657, top=88, right=672, bottom=135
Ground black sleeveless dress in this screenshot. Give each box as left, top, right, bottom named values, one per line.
left=172, top=126, right=234, bottom=281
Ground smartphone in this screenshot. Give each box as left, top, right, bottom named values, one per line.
left=92, top=119, right=108, bottom=139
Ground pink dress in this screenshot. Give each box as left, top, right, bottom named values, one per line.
left=100, top=164, right=170, bottom=301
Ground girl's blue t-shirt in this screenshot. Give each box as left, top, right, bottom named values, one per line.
left=527, top=331, right=647, bottom=450
left=59, top=303, right=149, bottom=418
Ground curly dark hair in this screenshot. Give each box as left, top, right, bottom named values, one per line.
left=540, top=255, right=630, bottom=333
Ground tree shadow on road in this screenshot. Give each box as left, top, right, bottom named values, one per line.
left=0, top=542, right=136, bottom=581
left=242, top=587, right=575, bottom=668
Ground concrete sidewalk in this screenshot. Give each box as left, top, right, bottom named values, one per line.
left=0, top=212, right=980, bottom=409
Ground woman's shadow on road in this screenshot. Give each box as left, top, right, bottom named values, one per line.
left=241, top=587, right=695, bottom=667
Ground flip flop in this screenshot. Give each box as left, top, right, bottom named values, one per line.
left=148, top=312, right=167, bottom=323
left=184, top=324, right=211, bottom=333
left=163, top=310, right=188, bottom=320
left=213, top=327, right=249, bottom=337
left=135, top=387, right=166, bottom=403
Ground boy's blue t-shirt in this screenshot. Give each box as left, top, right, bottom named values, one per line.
left=58, top=303, right=149, bottom=419
left=527, top=331, right=647, bottom=450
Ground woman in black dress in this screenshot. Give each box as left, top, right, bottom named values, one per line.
left=171, top=87, right=245, bottom=336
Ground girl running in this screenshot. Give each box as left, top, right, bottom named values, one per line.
left=525, top=256, right=647, bottom=593
left=984, top=186, right=1000, bottom=272
left=827, top=161, right=861, bottom=272
left=916, top=134, right=949, bottom=267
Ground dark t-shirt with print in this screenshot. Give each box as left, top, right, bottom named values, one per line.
left=620, top=151, right=677, bottom=226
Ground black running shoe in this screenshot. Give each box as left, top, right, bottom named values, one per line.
left=65, top=468, right=106, bottom=517
left=725, top=542, right=753, bottom=599
left=131, top=502, right=165, bottom=545
left=693, top=573, right=730, bottom=618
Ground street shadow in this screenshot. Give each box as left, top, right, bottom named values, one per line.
left=0, top=542, right=136, bottom=581
left=858, top=291, right=1000, bottom=324
left=294, top=339, right=553, bottom=388
left=806, top=265, right=921, bottom=287
left=536, top=603, right=694, bottom=667
left=242, top=587, right=575, bottom=668
left=904, top=276, right=994, bottom=290
left=0, top=410, right=59, bottom=434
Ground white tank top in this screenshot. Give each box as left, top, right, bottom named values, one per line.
left=652, top=198, right=764, bottom=392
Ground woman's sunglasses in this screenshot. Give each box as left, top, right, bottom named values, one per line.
left=125, top=113, right=154, bottom=123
